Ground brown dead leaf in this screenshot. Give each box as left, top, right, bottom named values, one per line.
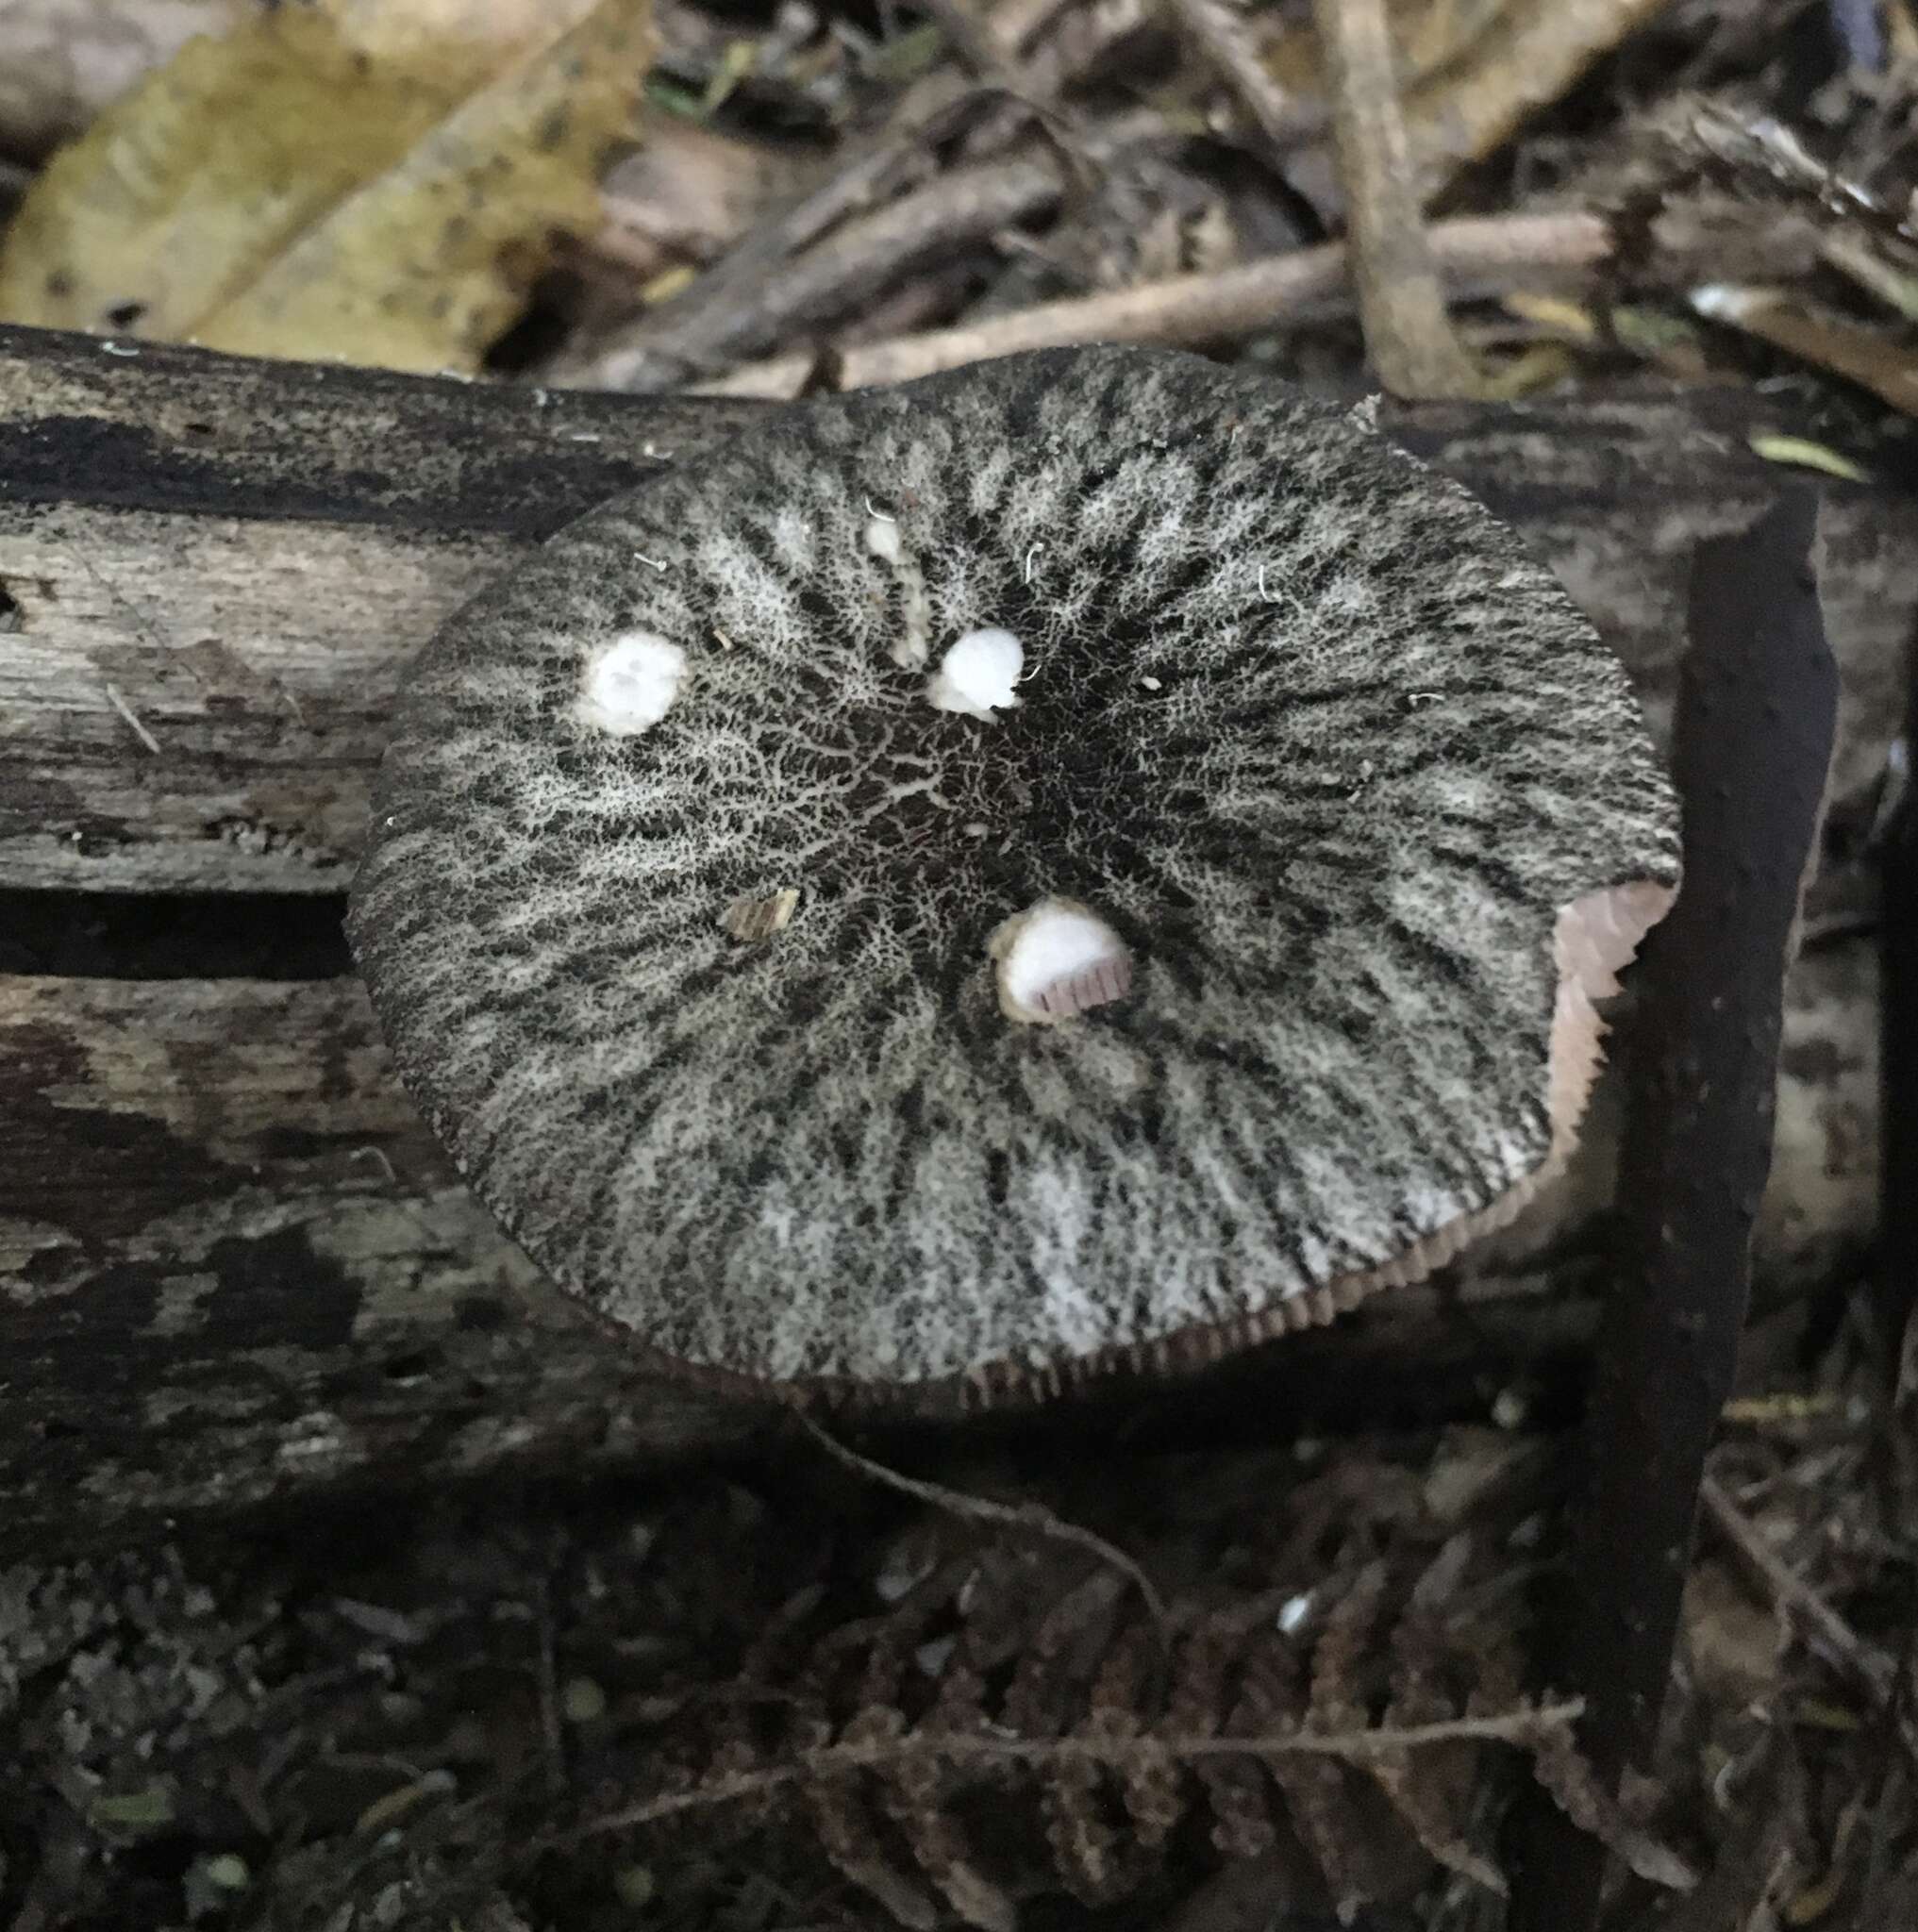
left=0, top=0, right=653, bottom=372
left=1680, top=1558, right=1786, bottom=1708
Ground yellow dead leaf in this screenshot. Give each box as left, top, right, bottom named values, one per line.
left=1749, top=435, right=1871, bottom=486
left=0, top=0, right=653, bottom=373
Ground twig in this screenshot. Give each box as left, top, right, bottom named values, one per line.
left=1697, top=1475, right=1900, bottom=1707
left=553, top=67, right=983, bottom=390
left=568, top=1699, right=1585, bottom=1836
left=1311, top=0, right=1484, bottom=398
left=616, top=105, right=1170, bottom=388
left=1508, top=490, right=1840, bottom=1928
left=1692, top=284, right=1918, bottom=420
left=687, top=154, right=1065, bottom=370
left=686, top=211, right=1612, bottom=397
left=101, top=683, right=160, bottom=755
left=796, top=1414, right=1168, bottom=1631
left=556, top=0, right=1096, bottom=393
left=1877, top=633, right=1917, bottom=1388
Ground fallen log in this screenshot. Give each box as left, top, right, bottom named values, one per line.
left=0, top=324, right=1898, bottom=1548
left=0, top=935, right=1876, bottom=1548
left=4, top=326, right=1914, bottom=894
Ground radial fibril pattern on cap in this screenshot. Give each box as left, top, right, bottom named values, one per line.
left=347, top=344, right=1680, bottom=1397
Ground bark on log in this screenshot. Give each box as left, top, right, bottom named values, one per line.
left=0, top=938, right=1877, bottom=1551
left=0, top=324, right=765, bottom=892
left=4, top=325, right=1914, bottom=893
left=0, top=325, right=1897, bottom=1547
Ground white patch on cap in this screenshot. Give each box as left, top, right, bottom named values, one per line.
left=576, top=631, right=687, bottom=737
left=989, top=894, right=1133, bottom=1024
left=927, top=627, right=1024, bottom=722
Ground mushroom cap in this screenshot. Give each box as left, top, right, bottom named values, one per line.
left=347, top=345, right=1679, bottom=1407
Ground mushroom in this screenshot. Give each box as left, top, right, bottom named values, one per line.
left=346, top=345, right=1679, bottom=1410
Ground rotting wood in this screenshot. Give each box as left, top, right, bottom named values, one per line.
left=0, top=937, right=1876, bottom=1554
left=4, top=324, right=1915, bottom=895
left=0, top=323, right=767, bottom=892
left=0, top=325, right=1897, bottom=1548
left=0, top=970, right=763, bottom=1557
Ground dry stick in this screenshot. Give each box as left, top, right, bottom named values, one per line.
left=568, top=1699, right=1585, bottom=1837
left=559, top=0, right=1078, bottom=393
left=1880, top=624, right=1918, bottom=1387
left=1692, top=285, right=1918, bottom=420
left=1696, top=1475, right=1901, bottom=1710
left=1507, top=489, right=1840, bottom=1931
left=1310, top=0, right=1485, bottom=399
left=696, top=152, right=1068, bottom=360
left=690, top=210, right=1612, bottom=397
left=551, top=66, right=983, bottom=390
left=654, top=107, right=1172, bottom=387
left=795, top=1415, right=1168, bottom=1631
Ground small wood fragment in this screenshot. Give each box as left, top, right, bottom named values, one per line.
left=722, top=886, right=800, bottom=941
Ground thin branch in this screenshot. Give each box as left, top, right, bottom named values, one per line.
left=568, top=1699, right=1586, bottom=1837
left=796, top=1414, right=1168, bottom=1631
left=556, top=0, right=1097, bottom=392
left=1697, top=1475, right=1901, bottom=1709
left=551, top=67, right=982, bottom=390
left=1311, top=0, right=1485, bottom=398
left=686, top=211, right=1612, bottom=397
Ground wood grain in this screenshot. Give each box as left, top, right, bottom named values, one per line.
left=0, top=323, right=765, bottom=891
left=0, top=937, right=1876, bottom=1552
left=3, top=325, right=1914, bottom=892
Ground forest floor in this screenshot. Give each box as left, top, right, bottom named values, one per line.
left=2, top=2, right=1916, bottom=1928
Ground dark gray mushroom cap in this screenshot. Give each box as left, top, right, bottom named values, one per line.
left=347, top=345, right=1679, bottom=1406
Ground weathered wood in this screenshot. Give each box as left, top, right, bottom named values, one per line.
left=3, top=324, right=1914, bottom=892
left=0, top=936, right=1876, bottom=1551
left=0, top=969, right=763, bottom=1553
left=0, top=323, right=766, bottom=891
left=0, top=326, right=1896, bottom=1544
